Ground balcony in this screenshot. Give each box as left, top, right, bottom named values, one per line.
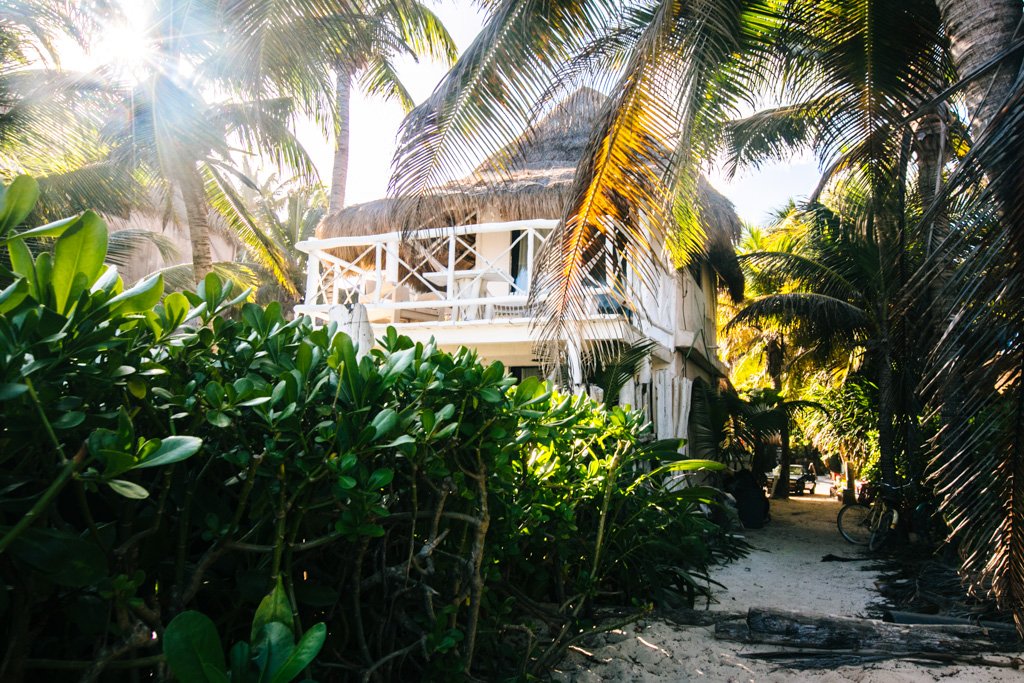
left=298, top=217, right=654, bottom=328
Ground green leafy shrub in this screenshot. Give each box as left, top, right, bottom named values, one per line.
left=0, top=176, right=744, bottom=681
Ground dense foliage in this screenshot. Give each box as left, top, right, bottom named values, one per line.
left=0, top=179, right=742, bottom=681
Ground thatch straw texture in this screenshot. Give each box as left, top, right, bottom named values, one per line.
left=318, top=88, right=744, bottom=300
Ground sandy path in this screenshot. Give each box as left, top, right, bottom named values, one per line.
left=552, top=486, right=1020, bottom=682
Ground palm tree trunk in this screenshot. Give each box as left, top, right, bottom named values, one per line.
left=329, top=68, right=352, bottom=213
left=915, top=106, right=949, bottom=258
left=934, top=0, right=1022, bottom=139
left=877, top=342, right=897, bottom=486
left=181, top=167, right=214, bottom=283
left=767, top=337, right=790, bottom=500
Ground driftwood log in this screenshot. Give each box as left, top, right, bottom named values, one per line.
left=716, top=608, right=1022, bottom=654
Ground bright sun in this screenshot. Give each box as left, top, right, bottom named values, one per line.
left=100, top=21, right=154, bottom=75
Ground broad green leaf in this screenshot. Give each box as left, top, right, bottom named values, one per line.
left=8, top=527, right=107, bottom=587
left=0, top=176, right=39, bottom=234
left=7, top=238, right=34, bottom=285
left=163, top=611, right=227, bottom=683
left=384, top=434, right=416, bottom=449
left=660, top=459, right=725, bottom=472
left=34, top=251, right=52, bottom=301
left=206, top=411, right=231, bottom=428
left=229, top=642, right=252, bottom=683
left=479, top=387, right=502, bottom=403
left=0, top=383, right=28, bottom=400
left=0, top=279, right=28, bottom=313
left=370, top=408, right=397, bottom=438
left=90, top=265, right=120, bottom=294
left=108, top=274, right=164, bottom=314
left=367, top=468, right=394, bottom=489
left=198, top=272, right=223, bottom=306
left=107, top=479, right=149, bottom=499
left=127, top=378, right=147, bottom=399
left=52, top=411, right=85, bottom=429
left=252, top=622, right=294, bottom=681
left=51, top=211, right=107, bottom=312
left=7, top=214, right=78, bottom=242
left=270, top=623, right=326, bottom=683
left=202, top=663, right=230, bottom=683
left=163, top=291, right=191, bottom=328
left=133, top=435, right=202, bottom=469
left=251, top=579, right=294, bottom=644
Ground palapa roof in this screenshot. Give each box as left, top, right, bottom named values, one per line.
left=318, top=87, right=744, bottom=301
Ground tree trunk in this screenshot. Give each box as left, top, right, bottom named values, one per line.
left=934, top=0, right=1022, bottom=140
left=876, top=341, right=898, bottom=486
left=716, top=607, right=1022, bottom=653
left=329, top=68, right=352, bottom=213
left=181, top=167, right=213, bottom=284
left=915, top=105, right=949, bottom=259
left=768, top=337, right=790, bottom=500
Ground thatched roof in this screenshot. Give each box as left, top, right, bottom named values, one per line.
left=319, top=88, right=744, bottom=300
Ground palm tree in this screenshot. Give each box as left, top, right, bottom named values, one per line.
left=0, top=3, right=147, bottom=217
left=243, top=172, right=327, bottom=304
left=328, top=0, right=456, bottom=211
left=906, top=0, right=1024, bottom=634
left=390, top=0, right=796, bottom=355
left=934, top=0, right=1022, bottom=140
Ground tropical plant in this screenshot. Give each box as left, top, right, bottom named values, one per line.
left=327, top=0, right=457, bottom=211
left=0, top=2, right=149, bottom=221
left=384, top=0, right=1024, bottom=637
left=390, top=0, right=791, bottom=356
left=901, top=1, right=1024, bottom=634
left=0, top=175, right=745, bottom=679
left=163, top=581, right=326, bottom=683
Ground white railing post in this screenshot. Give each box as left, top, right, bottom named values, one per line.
left=446, top=233, right=456, bottom=297
left=305, top=250, right=321, bottom=305
left=374, top=243, right=383, bottom=304
left=385, top=240, right=399, bottom=301
left=525, top=227, right=535, bottom=293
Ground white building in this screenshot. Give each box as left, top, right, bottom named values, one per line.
left=296, top=89, right=743, bottom=444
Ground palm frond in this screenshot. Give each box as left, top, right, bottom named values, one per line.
left=211, top=98, right=317, bottom=182
left=389, top=0, right=615, bottom=199
left=107, top=228, right=180, bottom=269
left=586, top=339, right=658, bottom=407
left=904, top=74, right=1024, bottom=634
left=722, top=104, right=817, bottom=178
left=203, top=164, right=300, bottom=297
left=358, top=56, right=415, bottom=112
left=728, top=292, right=869, bottom=349
left=738, top=250, right=861, bottom=302
left=156, top=260, right=260, bottom=297
left=382, top=0, right=458, bottom=64
left=530, top=3, right=685, bottom=361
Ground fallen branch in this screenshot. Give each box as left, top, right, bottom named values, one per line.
left=741, top=649, right=1024, bottom=670
left=716, top=607, right=1022, bottom=654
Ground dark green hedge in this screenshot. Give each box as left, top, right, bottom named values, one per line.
left=0, top=177, right=743, bottom=681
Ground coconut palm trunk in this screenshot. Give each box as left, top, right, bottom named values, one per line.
left=766, top=336, right=792, bottom=500
left=181, top=166, right=214, bottom=282
left=329, top=68, right=352, bottom=213
left=934, top=0, right=1022, bottom=138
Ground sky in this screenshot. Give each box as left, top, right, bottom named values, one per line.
left=74, top=0, right=821, bottom=227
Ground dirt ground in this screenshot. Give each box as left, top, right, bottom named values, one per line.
left=550, top=481, right=1021, bottom=682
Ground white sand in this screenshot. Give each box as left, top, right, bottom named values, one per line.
left=552, top=486, right=1020, bottom=682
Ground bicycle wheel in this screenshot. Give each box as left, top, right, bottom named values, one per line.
left=869, top=508, right=896, bottom=552
left=837, top=504, right=871, bottom=545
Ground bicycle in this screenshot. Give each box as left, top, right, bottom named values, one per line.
left=837, top=483, right=910, bottom=550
